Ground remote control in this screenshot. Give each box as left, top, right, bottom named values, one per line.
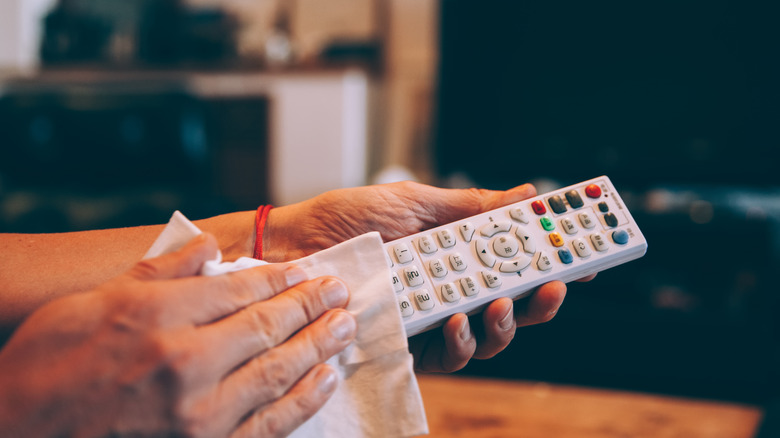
left=384, top=176, right=647, bottom=337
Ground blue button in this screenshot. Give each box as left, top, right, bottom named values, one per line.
left=558, top=248, right=573, bottom=264
left=612, top=230, right=629, bottom=245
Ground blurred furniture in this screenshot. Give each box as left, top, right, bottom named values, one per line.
left=0, top=68, right=369, bottom=232
left=417, top=374, right=762, bottom=438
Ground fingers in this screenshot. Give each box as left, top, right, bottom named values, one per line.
left=127, top=233, right=219, bottom=281
left=514, top=281, right=567, bottom=327
left=196, top=277, right=351, bottom=378
left=230, top=364, right=339, bottom=438
left=472, top=298, right=517, bottom=360
left=410, top=313, right=476, bottom=373
left=214, top=309, right=356, bottom=436
left=153, top=263, right=309, bottom=325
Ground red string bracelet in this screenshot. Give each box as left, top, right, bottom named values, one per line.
left=253, top=205, right=274, bottom=260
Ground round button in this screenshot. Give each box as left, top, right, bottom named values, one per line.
left=492, top=235, right=520, bottom=258
left=531, top=200, right=546, bottom=215
left=585, top=184, right=602, bottom=198
left=612, top=229, right=629, bottom=245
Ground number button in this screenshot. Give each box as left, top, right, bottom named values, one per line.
left=482, top=271, right=503, bottom=289
left=449, top=253, right=468, bottom=271
left=414, top=290, right=435, bottom=311
left=418, top=235, right=437, bottom=254
left=440, top=283, right=460, bottom=303
left=428, top=259, right=448, bottom=278
left=460, top=276, right=480, bottom=296
left=393, top=243, right=414, bottom=264
left=437, top=229, right=456, bottom=248
left=404, top=265, right=424, bottom=287
left=391, top=271, right=404, bottom=292
left=398, top=295, right=414, bottom=317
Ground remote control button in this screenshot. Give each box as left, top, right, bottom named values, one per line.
left=459, top=222, right=476, bottom=242
left=437, top=229, right=457, bottom=248
left=398, top=295, right=414, bottom=317
left=585, top=184, right=602, bottom=198
left=475, top=239, right=497, bottom=267
left=612, top=229, right=629, bottom=245
left=548, top=232, right=564, bottom=247
left=493, top=235, right=520, bottom=258
left=565, top=190, right=585, bottom=209
left=429, top=259, right=449, bottom=278
left=537, top=252, right=553, bottom=271
left=393, top=243, right=414, bottom=264
left=515, top=228, right=537, bottom=254
left=531, top=200, right=546, bottom=215
left=403, top=265, right=424, bottom=287
left=440, top=283, right=460, bottom=303
left=449, top=253, right=468, bottom=271
left=414, top=289, right=435, bottom=311
left=509, top=207, right=529, bottom=223
left=392, top=271, right=404, bottom=292
left=604, top=212, right=619, bottom=228
left=418, top=235, right=437, bottom=254
left=460, top=277, right=479, bottom=296
left=561, top=218, right=578, bottom=235
left=482, top=271, right=503, bottom=289
left=498, top=255, right=531, bottom=273
left=480, top=221, right=511, bottom=237
left=558, top=248, right=573, bottom=264
left=590, top=233, right=609, bottom=252
left=540, top=216, right=555, bottom=231
left=572, top=238, right=592, bottom=258
left=548, top=195, right=567, bottom=214
left=598, top=201, right=609, bottom=212
left=578, top=212, right=596, bottom=229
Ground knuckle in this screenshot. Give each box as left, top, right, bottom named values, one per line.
left=256, top=354, right=296, bottom=399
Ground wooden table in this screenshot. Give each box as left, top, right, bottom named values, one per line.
left=417, top=374, right=763, bottom=438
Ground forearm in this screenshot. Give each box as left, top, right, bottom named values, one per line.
left=0, top=211, right=255, bottom=330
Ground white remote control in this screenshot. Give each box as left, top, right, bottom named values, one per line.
left=384, top=176, right=647, bottom=337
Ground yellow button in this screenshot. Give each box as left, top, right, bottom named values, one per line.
left=549, top=232, right=564, bottom=247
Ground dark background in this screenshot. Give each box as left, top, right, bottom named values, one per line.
left=435, top=0, right=780, bottom=404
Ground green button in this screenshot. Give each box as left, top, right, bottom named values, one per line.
left=540, top=216, right=555, bottom=231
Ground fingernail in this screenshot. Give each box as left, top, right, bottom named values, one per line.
left=459, top=318, right=472, bottom=342
left=284, top=266, right=308, bottom=287
left=328, top=311, right=357, bottom=342
left=320, top=279, right=349, bottom=309
left=499, top=306, right=515, bottom=331
left=318, top=367, right=338, bottom=394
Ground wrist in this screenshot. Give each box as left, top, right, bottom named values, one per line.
left=194, top=211, right=256, bottom=261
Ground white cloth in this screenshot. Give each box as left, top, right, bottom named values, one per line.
left=144, top=211, right=428, bottom=437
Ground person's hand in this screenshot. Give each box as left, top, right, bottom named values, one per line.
left=0, top=234, right=356, bottom=438
left=263, top=181, right=593, bottom=373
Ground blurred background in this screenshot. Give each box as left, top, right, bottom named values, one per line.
left=1, top=0, right=778, bottom=417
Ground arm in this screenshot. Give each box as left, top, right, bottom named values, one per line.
left=0, top=211, right=256, bottom=331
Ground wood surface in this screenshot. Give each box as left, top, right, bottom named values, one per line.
left=416, top=374, right=763, bottom=438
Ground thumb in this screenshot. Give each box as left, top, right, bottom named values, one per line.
left=421, top=183, right=537, bottom=225
left=127, top=233, right=219, bottom=281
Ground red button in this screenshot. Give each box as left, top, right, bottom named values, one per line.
left=585, top=184, right=602, bottom=198
left=531, top=200, right=546, bottom=215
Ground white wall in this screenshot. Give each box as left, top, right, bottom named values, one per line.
left=0, top=0, right=56, bottom=71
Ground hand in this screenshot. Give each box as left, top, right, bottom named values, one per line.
left=0, top=234, right=356, bottom=438
left=263, top=181, right=593, bottom=373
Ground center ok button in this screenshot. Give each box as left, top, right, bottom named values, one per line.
left=493, top=235, right=520, bottom=258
